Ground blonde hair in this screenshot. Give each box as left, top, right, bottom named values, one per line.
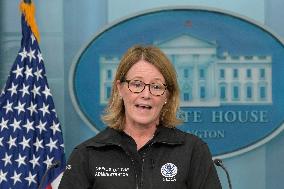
left=101, top=45, right=182, bottom=130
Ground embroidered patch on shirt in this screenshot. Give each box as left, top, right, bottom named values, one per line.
left=66, top=164, right=72, bottom=170
left=95, top=166, right=129, bottom=177
left=161, top=163, right=177, bottom=182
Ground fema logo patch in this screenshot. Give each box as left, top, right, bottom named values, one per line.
left=161, top=163, right=178, bottom=182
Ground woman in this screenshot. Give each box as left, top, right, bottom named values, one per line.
left=59, top=45, right=222, bottom=189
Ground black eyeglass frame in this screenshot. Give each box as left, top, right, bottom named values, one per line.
left=122, top=79, right=167, bottom=96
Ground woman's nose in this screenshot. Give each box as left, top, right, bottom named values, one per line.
left=141, top=84, right=151, bottom=98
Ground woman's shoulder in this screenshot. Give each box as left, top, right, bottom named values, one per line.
left=173, top=127, right=206, bottom=144
left=170, top=128, right=209, bottom=154
left=157, top=126, right=207, bottom=147
left=74, top=127, right=121, bottom=150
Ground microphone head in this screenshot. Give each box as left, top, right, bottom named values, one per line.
left=49, top=161, right=61, bottom=169
left=53, top=161, right=61, bottom=168
left=213, top=158, right=223, bottom=167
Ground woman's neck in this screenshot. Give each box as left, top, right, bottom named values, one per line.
left=123, top=123, right=157, bottom=150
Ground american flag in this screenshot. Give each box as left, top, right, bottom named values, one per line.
left=0, top=1, right=66, bottom=189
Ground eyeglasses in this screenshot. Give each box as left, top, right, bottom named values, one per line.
left=122, top=79, right=167, bottom=96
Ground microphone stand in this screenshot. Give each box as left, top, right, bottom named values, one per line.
left=214, top=159, right=232, bottom=189
left=38, top=161, right=60, bottom=189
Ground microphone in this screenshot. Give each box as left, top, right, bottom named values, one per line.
left=214, top=159, right=232, bottom=189
left=38, top=161, right=61, bottom=189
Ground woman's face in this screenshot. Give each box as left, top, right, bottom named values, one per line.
left=117, top=60, right=167, bottom=128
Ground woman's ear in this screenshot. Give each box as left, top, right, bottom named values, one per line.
left=116, top=80, right=123, bottom=97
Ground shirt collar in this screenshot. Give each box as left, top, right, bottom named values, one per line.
left=87, top=125, right=185, bottom=148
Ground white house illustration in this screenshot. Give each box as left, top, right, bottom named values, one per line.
left=99, top=34, right=272, bottom=107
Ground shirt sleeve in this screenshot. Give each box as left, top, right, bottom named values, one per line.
left=58, top=146, right=93, bottom=189
left=187, top=141, right=222, bottom=189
